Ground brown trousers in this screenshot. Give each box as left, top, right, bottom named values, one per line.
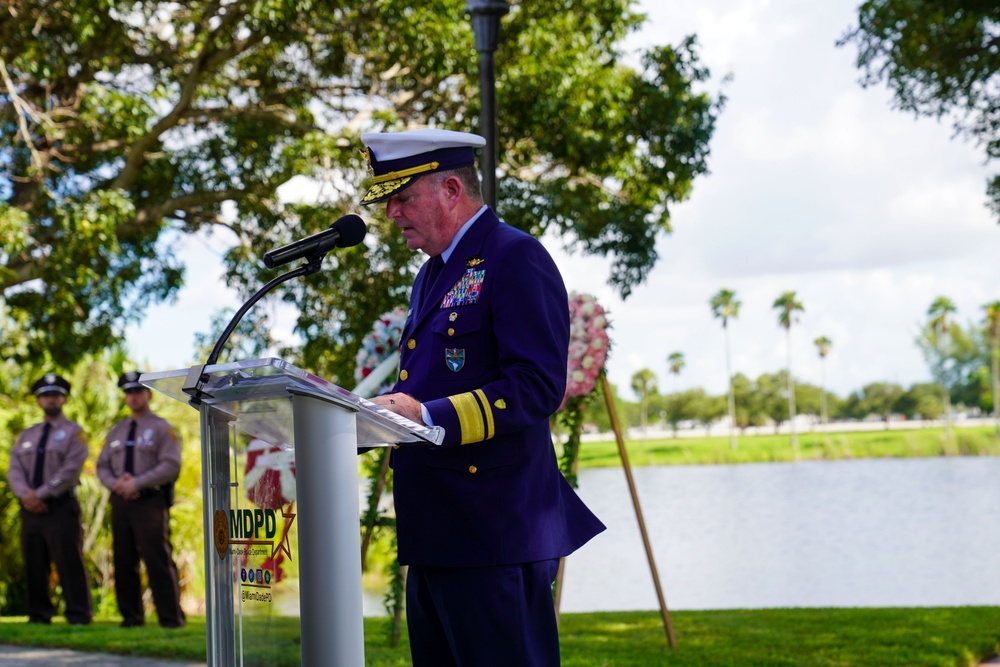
left=19, top=495, right=92, bottom=624
left=110, top=492, right=185, bottom=627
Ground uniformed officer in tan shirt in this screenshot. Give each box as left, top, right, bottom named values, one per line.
left=6, top=373, right=93, bottom=625
left=96, top=371, right=185, bottom=628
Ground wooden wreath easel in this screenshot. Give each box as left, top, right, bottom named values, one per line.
left=554, top=373, right=678, bottom=648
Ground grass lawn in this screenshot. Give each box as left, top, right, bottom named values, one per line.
left=1, top=607, right=998, bottom=666
left=574, top=425, right=1000, bottom=468
left=3, top=426, right=997, bottom=665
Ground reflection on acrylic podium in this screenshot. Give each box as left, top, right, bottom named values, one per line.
left=143, top=358, right=442, bottom=667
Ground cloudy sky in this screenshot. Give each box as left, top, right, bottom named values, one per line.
left=127, top=0, right=999, bottom=400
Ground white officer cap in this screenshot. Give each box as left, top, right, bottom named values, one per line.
left=359, top=129, right=485, bottom=205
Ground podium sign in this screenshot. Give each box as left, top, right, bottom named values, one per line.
left=143, top=358, right=442, bottom=666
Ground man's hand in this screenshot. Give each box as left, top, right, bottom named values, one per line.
left=114, top=473, right=141, bottom=501
left=22, top=489, right=48, bottom=514
left=371, top=393, right=425, bottom=425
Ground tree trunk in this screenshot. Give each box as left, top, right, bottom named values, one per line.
left=786, top=327, right=798, bottom=451
left=725, top=326, right=737, bottom=450
left=992, top=337, right=1000, bottom=441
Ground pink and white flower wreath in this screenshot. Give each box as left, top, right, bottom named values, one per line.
left=560, top=291, right=610, bottom=410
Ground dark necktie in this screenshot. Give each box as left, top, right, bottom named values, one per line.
left=426, top=255, right=444, bottom=288
left=421, top=256, right=445, bottom=311
left=31, top=422, right=51, bottom=489
left=124, top=420, right=137, bottom=474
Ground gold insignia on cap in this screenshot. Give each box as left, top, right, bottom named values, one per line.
left=467, top=258, right=484, bottom=267
left=361, top=176, right=415, bottom=204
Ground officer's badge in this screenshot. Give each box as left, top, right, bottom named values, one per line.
left=214, top=510, right=229, bottom=560
left=445, top=348, right=465, bottom=372
left=494, top=399, right=507, bottom=409
left=441, top=269, right=485, bottom=308
left=467, top=258, right=484, bottom=267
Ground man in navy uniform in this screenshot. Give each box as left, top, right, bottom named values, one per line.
left=365, top=128, right=605, bottom=667
left=96, top=371, right=186, bottom=628
left=6, top=373, right=92, bottom=625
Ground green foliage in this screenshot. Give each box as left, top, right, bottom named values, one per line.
left=847, top=382, right=906, bottom=425
left=2, top=607, right=1000, bottom=667
left=558, top=389, right=604, bottom=489
left=1, top=0, right=723, bottom=382
left=661, top=388, right=710, bottom=432
left=840, top=0, right=1000, bottom=221
left=577, top=425, right=1000, bottom=468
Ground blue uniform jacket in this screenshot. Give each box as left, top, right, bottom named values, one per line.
left=391, top=209, right=605, bottom=567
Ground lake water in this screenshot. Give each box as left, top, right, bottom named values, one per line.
left=557, top=456, right=1000, bottom=611
left=362, top=456, right=999, bottom=614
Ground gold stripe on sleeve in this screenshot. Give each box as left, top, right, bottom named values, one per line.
left=448, top=392, right=485, bottom=445
left=473, top=389, right=495, bottom=440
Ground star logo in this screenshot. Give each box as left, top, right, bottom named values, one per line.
left=271, top=507, right=296, bottom=562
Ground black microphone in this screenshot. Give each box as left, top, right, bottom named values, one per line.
left=263, top=214, right=367, bottom=269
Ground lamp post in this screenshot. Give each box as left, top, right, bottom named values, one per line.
left=465, top=0, right=509, bottom=209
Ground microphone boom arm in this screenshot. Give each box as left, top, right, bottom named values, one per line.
left=182, top=254, right=325, bottom=405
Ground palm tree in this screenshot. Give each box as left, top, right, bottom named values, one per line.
left=667, top=351, right=685, bottom=392
left=773, top=291, right=804, bottom=450
left=927, top=296, right=957, bottom=440
left=814, top=336, right=832, bottom=425
left=710, top=288, right=741, bottom=449
left=630, top=368, right=658, bottom=436
left=983, top=301, right=1000, bottom=440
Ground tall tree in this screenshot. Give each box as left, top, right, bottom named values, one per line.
left=0, top=1, right=724, bottom=379
left=630, top=368, right=658, bottom=435
left=856, top=381, right=906, bottom=428
left=814, top=335, right=833, bottom=425
left=839, top=1, right=1000, bottom=221
left=710, top=288, right=740, bottom=449
left=773, top=291, right=804, bottom=450
left=667, top=351, right=685, bottom=392
left=984, top=300, right=1000, bottom=439
left=927, top=295, right=958, bottom=439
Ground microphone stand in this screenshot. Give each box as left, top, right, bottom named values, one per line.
left=182, top=254, right=325, bottom=405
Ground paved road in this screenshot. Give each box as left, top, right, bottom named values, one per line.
left=0, top=645, right=205, bottom=666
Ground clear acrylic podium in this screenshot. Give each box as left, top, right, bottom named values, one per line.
left=142, top=358, right=443, bottom=666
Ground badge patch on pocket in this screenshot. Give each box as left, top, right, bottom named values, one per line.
left=445, top=348, right=466, bottom=372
